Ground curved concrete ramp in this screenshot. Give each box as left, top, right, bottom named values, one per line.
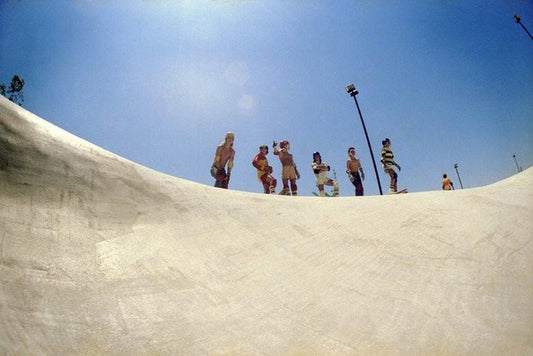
left=1, top=97, right=532, bottom=354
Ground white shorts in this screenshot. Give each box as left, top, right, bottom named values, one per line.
left=383, top=163, right=397, bottom=173
left=315, top=170, right=330, bottom=185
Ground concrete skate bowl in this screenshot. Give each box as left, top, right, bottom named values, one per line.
left=1, top=96, right=532, bottom=354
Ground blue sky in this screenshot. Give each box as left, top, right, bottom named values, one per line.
left=1, top=0, right=532, bottom=196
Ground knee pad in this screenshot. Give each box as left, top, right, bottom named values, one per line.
left=332, top=182, right=339, bottom=196
left=210, top=165, right=218, bottom=178
left=290, top=181, right=297, bottom=192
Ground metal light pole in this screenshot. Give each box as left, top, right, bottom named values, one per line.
left=513, top=154, right=522, bottom=172
left=345, top=83, right=383, bottom=195
left=514, top=14, right=533, bottom=41
left=453, top=163, right=464, bottom=189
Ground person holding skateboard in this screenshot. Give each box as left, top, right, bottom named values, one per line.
left=211, top=132, right=235, bottom=189
left=346, top=147, right=365, bottom=196
left=312, top=151, right=339, bottom=197
left=380, top=138, right=402, bottom=194
left=252, top=144, right=277, bottom=194
left=273, top=140, right=299, bottom=196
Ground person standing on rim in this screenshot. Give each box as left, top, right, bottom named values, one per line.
left=273, top=140, right=299, bottom=196
left=210, top=132, right=235, bottom=189
left=442, top=173, right=454, bottom=190
left=380, top=138, right=402, bottom=194
left=346, top=146, right=365, bottom=196
left=312, top=151, right=339, bottom=197
left=252, top=144, right=277, bottom=194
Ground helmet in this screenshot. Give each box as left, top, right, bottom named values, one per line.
left=280, top=140, right=289, bottom=149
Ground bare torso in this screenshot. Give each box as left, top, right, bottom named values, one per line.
left=214, top=143, right=235, bottom=170
left=276, top=151, right=294, bottom=167
left=346, top=157, right=361, bottom=173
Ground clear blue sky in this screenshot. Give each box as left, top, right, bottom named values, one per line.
left=1, top=0, right=532, bottom=196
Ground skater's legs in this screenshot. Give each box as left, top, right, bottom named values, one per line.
left=261, top=174, right=277, bottom=194
left=268, top=176, right=277, bottom=194
left=324, top=179, right=339, bottom=196
left=214, top=168, right=228, bottom=189
left=290, top=179, right=297, bottom=195
left=385, top=168, right=397, bottom=192
left=351, top=173, right=363, bottom=196
left=279, top=178, right=290, bottom=195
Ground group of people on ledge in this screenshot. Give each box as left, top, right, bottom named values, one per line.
left=210, top=132, right=453, bottom=196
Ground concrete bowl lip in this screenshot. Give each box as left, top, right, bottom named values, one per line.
left=1, top=96, right=532, bottom=355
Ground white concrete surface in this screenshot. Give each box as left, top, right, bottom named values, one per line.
left=1, top=96, right=532, bottom=355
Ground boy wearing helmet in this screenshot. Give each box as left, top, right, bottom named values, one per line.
left=380, top=138, right=402, bottom=193
left=252, top=144, right=277, bottom=194
left=211, top=132, right=235, bottom=189
left=273, top=140, right=299, bottom=195
left=312, top=152, right=339, bottom=197
left=346, top=147, right=365, bottom=196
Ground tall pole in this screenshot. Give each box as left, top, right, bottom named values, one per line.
left=453, top=163, right=464, bottom=189
left=346, top=84, right=383, bottom=195
left=513, top=154, right=521, bottom=172
left=514, top=14, right=533, bottom=41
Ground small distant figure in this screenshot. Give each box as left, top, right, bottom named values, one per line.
left=273, top=140, right=300, bottom=196
left=442, top=173, right=454, bottom=190
left=346, top=147, right=365, bottom=196
left=381, top=137, right=402, bottom=194
left=210, top=132, right=235, bottom=189
left=312, top=152, right=339, bottom=197
left=252, top=144, right=277, bottom=194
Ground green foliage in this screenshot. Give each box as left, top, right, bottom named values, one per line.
left=1, top=75, right=25, bottom=106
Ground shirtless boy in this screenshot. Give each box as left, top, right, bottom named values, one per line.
left=211, top=132, right=235, bottom=189
left=442, top=173, right=454, bottom=190
left=273, top=140, right=299, bottom=196
left=346, top=147, right=365, bottom=196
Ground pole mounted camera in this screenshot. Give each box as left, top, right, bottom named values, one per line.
left=345, top=83, right=359, bottom=97
left=513, top=13, right=533, bottom=41
left=453, top=163, right=464, bottom=189
left=345, top=82, right=382, bottom=195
